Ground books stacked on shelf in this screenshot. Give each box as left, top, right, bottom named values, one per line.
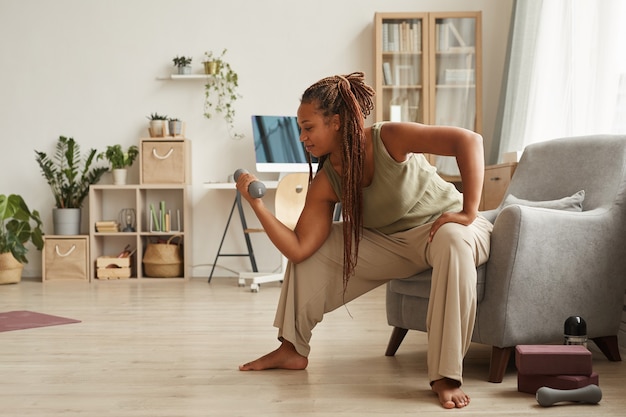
left=95, top=220, right=119, bottom=233
left=382, top=20, right=421, bottom=53
left=149, top=201, right=181, bottom=233
left=444, top=69, right=475, bottom=85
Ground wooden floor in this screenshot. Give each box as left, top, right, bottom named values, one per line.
left=1, top=277, right=625, bottom=416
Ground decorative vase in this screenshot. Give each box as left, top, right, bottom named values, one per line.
left=0, top=252, right=24, bottom=284
left=203, top=60, right=220, bottom=75
left=53, top=208, right=81, bottom=235
left=112, top=168, right=127, bottom=185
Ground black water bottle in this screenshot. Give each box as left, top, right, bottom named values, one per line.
left=564, top=316, right=587, bottom=347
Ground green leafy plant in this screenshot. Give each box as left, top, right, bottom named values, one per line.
left=203, top=49, right=243, bottom=139
left=147, top=112, right=168, bottom=120
left=98, top=144, right=139, bottom=170
left=172, top=56, right=192, bottom=67
left=34, top=136, right=108, bottom=209
left=0, top=194, right=44, bottom=264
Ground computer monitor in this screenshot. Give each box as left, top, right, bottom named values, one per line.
left=251, top=115, right=318, bottom=174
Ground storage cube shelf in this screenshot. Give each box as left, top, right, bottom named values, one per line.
left=89, top=184, right=188, bottom=280
left=88, top=138, right=190, bottom=280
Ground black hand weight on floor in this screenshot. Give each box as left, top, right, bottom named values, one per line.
left=536, top=384, right=602, bottom=407
left=234, top=169, right=266, bottom=198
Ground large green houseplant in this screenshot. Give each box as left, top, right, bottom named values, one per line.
left=203, top=49, right=243, bottom=139
left=0, top=194, right=44, bottom=284
left=35, top=136, right=108, bottom=235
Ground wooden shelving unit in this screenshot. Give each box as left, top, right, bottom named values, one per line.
left=88, top=139, right=190, bottom=280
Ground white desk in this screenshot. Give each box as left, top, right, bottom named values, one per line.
left=203, top=181, right=279, bottom=190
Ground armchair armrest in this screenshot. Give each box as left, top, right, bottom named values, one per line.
left=475, top=205, right=625, bottom=346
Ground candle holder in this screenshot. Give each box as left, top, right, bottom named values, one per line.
left=119, top=208, right=136, bottom=232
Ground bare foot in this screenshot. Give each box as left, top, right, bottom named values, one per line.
left=239, top=341, right=308, bottom=371
left=431, top=378, right=470, bottom=409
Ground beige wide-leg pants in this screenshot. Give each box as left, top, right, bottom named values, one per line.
left=273, top=216, right=492, bottom=384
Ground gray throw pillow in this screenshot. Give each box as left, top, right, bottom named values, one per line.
left=502, top=190, right=585, bottom=212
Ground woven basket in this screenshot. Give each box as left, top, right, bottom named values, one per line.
left=0, top=252, right=24, bottom=284
left=143, top=235, right=183, bottom=278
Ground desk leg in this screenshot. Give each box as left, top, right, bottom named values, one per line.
left=207, top=192, right=259, bottom=283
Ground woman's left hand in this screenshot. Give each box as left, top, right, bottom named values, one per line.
left=428, top=211, right=477, bottom=242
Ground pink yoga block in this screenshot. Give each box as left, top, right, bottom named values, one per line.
left=515, top=345, right=593, bottom=376
left=517, top=372, right=599, bottom=395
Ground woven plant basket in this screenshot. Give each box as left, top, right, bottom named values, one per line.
left=0, top=252, right=24, bottom=284
left=143, top=235, right=183, bottom=278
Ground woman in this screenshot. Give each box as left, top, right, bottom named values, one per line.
left=236, top=72, right=492, bottom=409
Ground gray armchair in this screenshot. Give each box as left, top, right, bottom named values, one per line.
left=385, top=134, right=626, bottom=383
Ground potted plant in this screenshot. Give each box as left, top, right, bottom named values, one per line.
left=147, top=112, right=168, bottom=137
left=168, top=117, right=184, bottom=137
left=97, top=144, right=140, bottom=185
left=172, top=55, right=193, bottom=75
left=0, top=194, right=44, bottom=284
left=203, top=49, right=243, bottom=139
left=35, top=136, right=108, bottom=235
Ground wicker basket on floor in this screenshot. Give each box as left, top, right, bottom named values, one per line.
left=143, top=235, right=183, bottom=278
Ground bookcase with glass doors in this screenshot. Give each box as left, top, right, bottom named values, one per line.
left=374, top=11, right=482, bottom=180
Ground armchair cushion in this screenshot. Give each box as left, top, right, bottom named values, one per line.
left=502, top=189, right=585, bottom=212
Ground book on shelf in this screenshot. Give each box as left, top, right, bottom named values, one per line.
left=436, top=21, right=474, bottom=52
left=149, top=201, right=181, bottom=233
left=382, top=20, right=421, bottom=53
left=95, top=220, right=119, bottom=233
left=382, top=62, right=393, bottom=85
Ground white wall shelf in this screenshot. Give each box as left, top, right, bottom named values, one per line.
left=156, top=74, right=212, bottom=80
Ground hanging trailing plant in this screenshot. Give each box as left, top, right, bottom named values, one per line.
left=203, top=49, right=243, bottom=139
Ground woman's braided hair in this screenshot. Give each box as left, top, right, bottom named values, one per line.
left=301, top=72, right=375, bottom=293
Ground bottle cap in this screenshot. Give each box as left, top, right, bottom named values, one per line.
left=564, top=316, right=587, bottom=336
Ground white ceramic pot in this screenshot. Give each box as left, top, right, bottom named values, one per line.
left=112, top=168, right=127, bottom=185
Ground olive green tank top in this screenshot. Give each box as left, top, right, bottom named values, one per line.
left=323, top=122, right=463, bottom=234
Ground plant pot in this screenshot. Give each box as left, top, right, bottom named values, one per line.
left=149, top=120, right=167, bottom=137
left=177, top=66, right=192, bottom=75
left=112, top=168, right=127, bottom=185
left=168, top=120, right=183, bottom=137
left=53, top=208, right=81, bottom=235
left=0, top=252, right=24, bottom=284
left=203, top=60, right=220, bottom=75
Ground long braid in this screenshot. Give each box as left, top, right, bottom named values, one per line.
left=301, top=72, right=375, bottom=293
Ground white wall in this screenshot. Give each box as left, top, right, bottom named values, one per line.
left=0, top=0, right=513, bottom=278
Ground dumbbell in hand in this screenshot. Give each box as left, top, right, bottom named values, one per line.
left=536, top=384, right=602, bottom=407
left=234, top=168, right=266, bottom=198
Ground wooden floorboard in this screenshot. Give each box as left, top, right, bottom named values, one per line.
left=1, top=277, right=624, bottom=416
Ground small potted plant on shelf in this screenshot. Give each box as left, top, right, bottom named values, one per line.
left=147, top=112, right=168, bottom=137
left=35, top=136, right=108, bottom=235
left=203, top=48, right=243, bottom=139
left=0, top=194, right=44, bottom=284
left=172, top=55, right=193, bottom=75
left=168, top=117, right=184, bottom=137
left=97, top=144, right=140, bottom=185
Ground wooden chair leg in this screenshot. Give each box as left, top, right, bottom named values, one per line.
left=591, top=335, right=622, bottom=361
left=488, top=346, right=514, bottom=383
left=385, top=327, right=409, bottom=356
